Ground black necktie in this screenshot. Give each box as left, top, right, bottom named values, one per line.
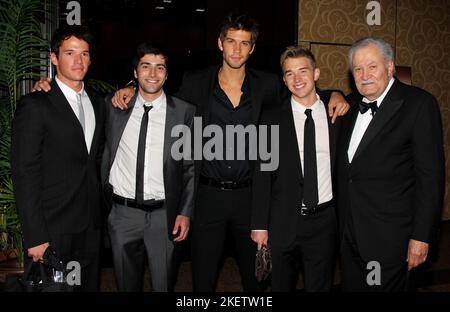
left=359, top=100, right=378, bottom=116
left=303, top=109, right=318, bottom=208
left=136, top=104, right=152, bottom=205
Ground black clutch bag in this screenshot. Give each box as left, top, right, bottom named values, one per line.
left=255, top=245, right=272, bottom=282
left=18, top=247, right=74, bottom=292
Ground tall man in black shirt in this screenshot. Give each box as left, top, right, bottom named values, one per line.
left=175, top=15, right=280, bottom=291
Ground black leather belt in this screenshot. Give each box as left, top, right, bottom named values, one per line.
left=199, top=175, right=251, bottom=190
left=299, top=199, right=334, bottom=216
left=112, top=194, right=164, bottom=212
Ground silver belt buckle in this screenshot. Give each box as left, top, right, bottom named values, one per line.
left=220, top=181, right=235, bottom=191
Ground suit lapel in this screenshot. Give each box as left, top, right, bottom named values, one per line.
left=191, top=67, right=219, bottom=182
left=282, top=99, right=304, bottom=184
left=202, top=66, right=220, bottom=124
left=47, top=80, right=87, bottom=154
left=109, top=94, right=138, bottom=169
left=352, top=81, right=404, bottom=162
left=163, top=95, right=177, bottom=177
left=85, top=87, right=101, bottom=156
left=248, top=70, right=262, bottom=125
left=324, top=103, right=337, bottom=174
left=344, top=104, right=360, bottom=164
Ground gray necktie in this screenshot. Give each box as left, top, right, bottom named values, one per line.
left=76, top=93, right=86, bottom=134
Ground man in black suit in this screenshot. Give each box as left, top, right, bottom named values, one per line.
left=337, top=37, right=445, bottom=291
left=11, top=26, right=105, bottom=291
left=252, top=47, right=340, bottom=291
left=101, top=43, right=195, bottom=291
left=112, top=13, right=348, bottom=291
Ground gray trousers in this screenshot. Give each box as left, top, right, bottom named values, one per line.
left=107, top=202, right=175, bottom=292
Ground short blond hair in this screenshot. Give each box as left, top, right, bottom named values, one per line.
left=280, top=46, right=316, bottom=73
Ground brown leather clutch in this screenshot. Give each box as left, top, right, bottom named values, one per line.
left=255, top=245, right=272, bottom=282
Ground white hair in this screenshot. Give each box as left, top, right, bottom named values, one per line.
left=348, top=37, right=396, bottom=74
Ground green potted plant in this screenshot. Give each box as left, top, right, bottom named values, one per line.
left=0, top=0, right=48, bottom=267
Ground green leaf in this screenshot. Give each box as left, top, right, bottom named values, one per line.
left=0, top=0, right=46, bottom=262
left=86, top=78, right=117, bottom=97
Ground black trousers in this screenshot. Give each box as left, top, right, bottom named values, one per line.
left=24, top=224, right=101, bottom=292
left=271, top=206, right=337, bottom=292
left=108, top=203, right=175, bottom=292
left=340, top=222, right=416, bottom=292
left=191, top=184, right=261, bottom=292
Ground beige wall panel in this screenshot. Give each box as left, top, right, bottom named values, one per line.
left=299, top=41, right=312, bottom=50
left=299, top=0, right=396, bottom=46
left=310, top=43, right=352, bottom=95
left=396, top=0, right=450, bottom=219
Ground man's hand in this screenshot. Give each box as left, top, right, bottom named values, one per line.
left=112, top=86, right=135, bottom=110
left=31, top=78, right=52, bottom=92
left=27, top=242, right=49, bottom=262
left=172, top=215, right=190, bottom=242
left=328, top=91, right=350, bottom=123
left=251, top=230, right=268, bottom=250
left=407, top=239, right=429, bottom=270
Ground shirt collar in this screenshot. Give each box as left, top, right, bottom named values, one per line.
left=214, top=67, right=251, bottom=93
left=291, top=93, right=321, bottom=113
left=362, top=77, right=395, bottom=106
left=137, top=91, right=166, bottom=110
left=55, top=75, right=85, bottom=99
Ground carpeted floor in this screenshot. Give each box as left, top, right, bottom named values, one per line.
left=99, top=258, right=450, bottom=292
left=2, top=222, right=448, bottom=292
left=100, top=257, right=244, bottom=292
left=99, top=221, right=450, bottom=292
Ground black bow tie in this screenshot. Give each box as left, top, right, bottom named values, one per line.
left=359, top=101, right=378, bottom=115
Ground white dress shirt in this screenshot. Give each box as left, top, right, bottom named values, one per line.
left=109, top=92, right=166, bottom=200
left=55, top=76, right=95, bottom=153
left=291, top=94, right=333, bottom=205
left=347, top=78, right=395, bottom=162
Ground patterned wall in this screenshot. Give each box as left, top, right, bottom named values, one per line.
left=311, top=44, right=352, bottom=94
left=299, top=0, right=450, bottom=219
left=299, top=0, right=396, bottom=45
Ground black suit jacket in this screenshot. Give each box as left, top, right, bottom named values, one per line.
left=11, top=80, right=105, bottom=249
left=252, top=93, right=340, bottom=248
left=336, top=79, right=445, bottom=265
left=101, top=93, right=195, bottom=240
left=176, top=66, right=283, bottom=190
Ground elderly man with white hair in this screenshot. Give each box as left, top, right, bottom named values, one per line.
left=336, top=37, right=445, bottom=292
